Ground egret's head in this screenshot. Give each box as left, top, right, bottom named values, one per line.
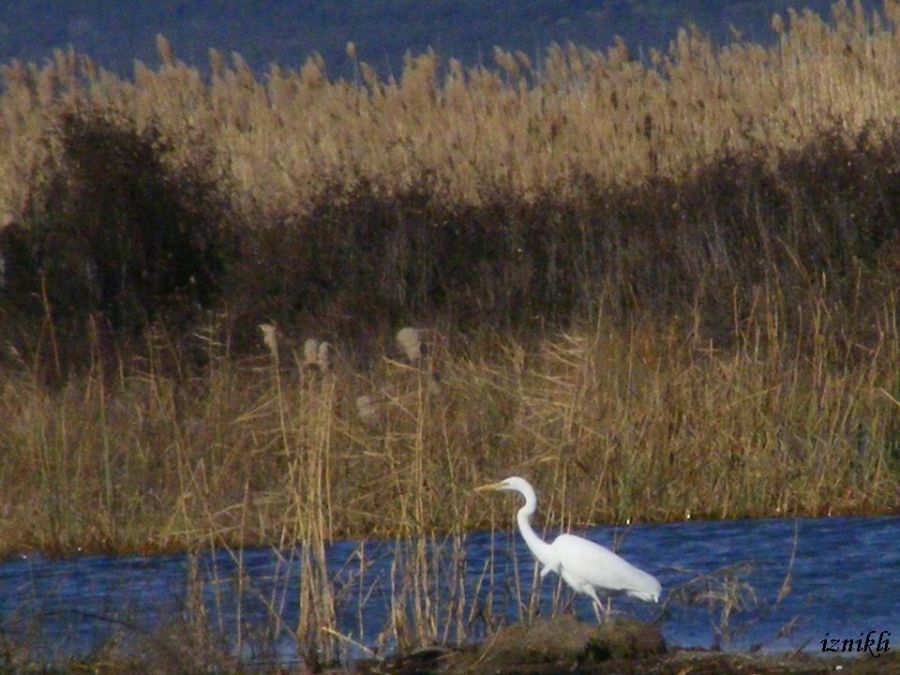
left=476, top=476, right=530, bottom=494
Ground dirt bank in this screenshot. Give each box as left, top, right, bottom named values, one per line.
left=353, top=617, right=898, bottom=674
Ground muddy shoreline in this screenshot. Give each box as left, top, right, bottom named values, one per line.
left=351, top=618, right=897, bottom=675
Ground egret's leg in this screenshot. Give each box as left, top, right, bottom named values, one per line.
left=585, top=588, right=607, bottom=624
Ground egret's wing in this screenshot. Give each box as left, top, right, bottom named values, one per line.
left=553, top=533, right=661, bottom=601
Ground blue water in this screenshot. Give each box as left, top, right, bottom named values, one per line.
left=0, top=1, right=882, bottom=79
left=0, top=515, right=897, bottom=666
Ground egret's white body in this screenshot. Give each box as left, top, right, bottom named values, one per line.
left=477, top=476, right=661, bottom=620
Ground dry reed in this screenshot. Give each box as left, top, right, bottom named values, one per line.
left=0, top=294, right=895, bottom=558
left=0, top=4, right=898, bottom=219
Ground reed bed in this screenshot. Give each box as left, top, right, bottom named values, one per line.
left=0, top=306, right=895, bottom=667
left=0, top=3, right=898, bottom=217
left=0, top=301, right=895, bottom=559
left=0, top=4, right=896, bottom=343
left=0, top=0, right=896, bottom=552
left=0, top=3, right=898, bottom=666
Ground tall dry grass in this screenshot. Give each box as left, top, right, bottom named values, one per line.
left=0, top=297, right=895, bottom=559
left=0, top=299, right=895, bottom=665
left=0, top=3, right=898, bottom=218
left=0, top=4, right=895, bottom=346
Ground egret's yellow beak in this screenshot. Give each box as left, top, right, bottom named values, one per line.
left=475, top=481, right=504, bottom=492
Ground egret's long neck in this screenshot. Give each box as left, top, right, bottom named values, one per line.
left=515, top=485, right=554, bottom=566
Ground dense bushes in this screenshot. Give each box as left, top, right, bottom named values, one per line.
left=1, top=111, right=897, bottom=367
left=0, top=112, right=235, bottom=369
left=0, top=4, right=898, bottom=364
left=234, top=123, right=899, bottom=347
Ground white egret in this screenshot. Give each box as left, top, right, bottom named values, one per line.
left=477, top=476, right=661, bottom=621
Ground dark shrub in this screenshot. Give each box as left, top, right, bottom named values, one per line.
left=233, top=124, right=899, bottom=349
left=2, top=110, right=234, bottom=366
